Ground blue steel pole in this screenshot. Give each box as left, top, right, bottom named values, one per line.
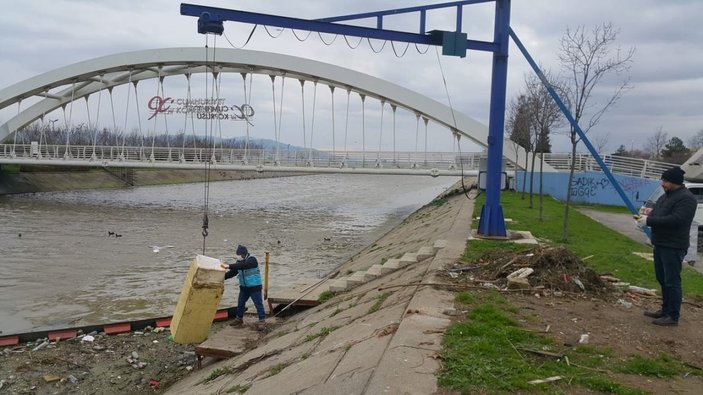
left=477, top=0, right=510, bottom=237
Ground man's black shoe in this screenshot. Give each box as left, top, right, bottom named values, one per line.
left=652, top=316, right=678, bottom=326
left=644, top=309, right=665, bottom=318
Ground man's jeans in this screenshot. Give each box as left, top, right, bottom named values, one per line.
left=653, top=246, right=685, bottom=321
left=237, top=286, right=266, bottom=321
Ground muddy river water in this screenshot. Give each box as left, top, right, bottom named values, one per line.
left=0, top=174, right=457, bottom=334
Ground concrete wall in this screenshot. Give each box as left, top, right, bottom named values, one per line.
left=0, top=168, right=295, bottom=195
left=516, top=171, right=661, bottom=207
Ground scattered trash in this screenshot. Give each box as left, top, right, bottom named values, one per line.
left=149, top=380, right=160, bottom=388
left=528, top=376, right=562, bottom=385
left=617, top=299, right=633, bottom=309
left=578, top=334, right=590, bottom=344
left=131, top=351, right=139, bottom=360
left=82, top=335, right=95, bottom=343
left=481, top=283, right=500, bottom=290
left=628, top=286, right=657, bottom=296
left=153, top=327, right=165, bottom=333
left=152, top=340, right=159, bottom=344
left=507, top=267, right=534, bottom=279
left=443, top=308, right=459, bottom=316
left=544, top=325, right=551, bottom=333
left=66, top=375, right=79, bottom=384
left=31, top=341, right=49, bottom=352
left=447, top=271, right=459, bottom=279
left=43, top=374, right=61, bottom=383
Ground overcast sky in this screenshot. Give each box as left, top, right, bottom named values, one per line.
left=1, top=0, right=701, bottom=154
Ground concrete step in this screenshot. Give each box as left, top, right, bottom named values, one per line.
left=366, top=264, right=394, bottom=278
left=416, top=246, right=435, bottom=261
left=345, top=272, right=369, bottom=287
left=328, top=278, right=349, bottom=293
left=399, top=253, right=418, bottom=267
left=382, top=258, right=402, bottom=270
left=433, top=239, right=448, bottom=251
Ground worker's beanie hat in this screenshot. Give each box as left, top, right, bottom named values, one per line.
left=661, top=166, right=685, bottom=185
left=236, top=245, right=248, bottom=256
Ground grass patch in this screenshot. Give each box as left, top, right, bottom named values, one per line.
left=268, top=362, right=289, bottom=376
left=318, top=290, right=334, bottom=302
left=226, top=384, right=251, bottom=393
left=201, top=366, right=234, bottom=384
left=367, top=292, right=392, bottom=314
left=432, top=196, right=448, bottom=207
left=438, top=292, right=646, bottom=394
left=304, top=326, right=336, bottom=342
left=615, top=353, right=695, bottom=378
left=455, top=291, right=475, bottom=304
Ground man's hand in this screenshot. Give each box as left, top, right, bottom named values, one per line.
left=220, top=263, right=229, bottom=270
left=635, top=215, right=648, bottom=228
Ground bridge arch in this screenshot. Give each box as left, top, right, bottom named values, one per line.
left=0, top=47, right=542, bottom=170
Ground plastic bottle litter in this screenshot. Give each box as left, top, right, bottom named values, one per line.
left=578, top=334, right=590, bottom=344
left=617, top=299, right=632, bottom=309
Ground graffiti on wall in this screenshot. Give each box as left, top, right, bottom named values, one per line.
left=571, top=176, right=610, bottom=197
left=570, top=174, right=653, bottom=202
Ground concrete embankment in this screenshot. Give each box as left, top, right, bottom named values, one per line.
left=165, top=179, right=475, bottom=394
left=0, top=167, right=293, bottom=195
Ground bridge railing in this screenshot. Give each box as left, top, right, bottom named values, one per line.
left=0, top=144, right=675, bottom=179
left=540, top=153, right=674, bottom=180
left=0, top=144, right=487, bottom=170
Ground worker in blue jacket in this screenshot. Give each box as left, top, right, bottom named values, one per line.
left=223, top=245, right=266, bottom=329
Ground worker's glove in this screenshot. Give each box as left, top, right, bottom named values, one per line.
left=635, top=215, right=648, bottom=228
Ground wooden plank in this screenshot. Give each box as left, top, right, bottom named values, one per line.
left=195, top=326, right=259, bottom=361
left=267, top=278, right=329, bottom=307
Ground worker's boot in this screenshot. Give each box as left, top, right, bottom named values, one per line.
left=652, top=316, right=678, bottom=326
left=229, top=318, right=244, bottom=327
left=643, top=309, right=665, bottom=318
left=255, top=320, right=266, bottom=331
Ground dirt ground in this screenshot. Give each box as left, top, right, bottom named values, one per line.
left=443, top=246, right=703, bottom=394
left=0, top=320, right=269, bottom=395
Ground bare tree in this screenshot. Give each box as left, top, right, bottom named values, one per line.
left=646, top=126, right=668, bottom=160
left=592, top=133, right=610, bottom=154
left=559, top=22, right=635, bottom=242
left=506, top=94, right=532, bottom=198
left=524, top=72, right=562, bottom=215
left=688, top=129, right=703, bottom=152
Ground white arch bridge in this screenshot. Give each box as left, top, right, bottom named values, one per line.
left=0, top=47, right=549, bottom=177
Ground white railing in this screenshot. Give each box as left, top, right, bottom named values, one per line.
left=540, top=153, right=675, bottom=180
left=0, top=144, right=481, bottom=171
left=0, top=144, right=675, bottom=179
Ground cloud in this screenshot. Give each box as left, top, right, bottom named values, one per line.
left=1, top=0, right=702, bottom=155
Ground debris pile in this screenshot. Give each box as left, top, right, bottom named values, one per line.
left=446, top=246, right=614, bottom=296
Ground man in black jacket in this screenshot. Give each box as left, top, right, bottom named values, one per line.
left=636, top=167, right=696, bottom=326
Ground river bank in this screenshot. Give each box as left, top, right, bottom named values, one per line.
left=0, top=179, right=474, bottom=394
left=0, top=166, right=294, bottom=195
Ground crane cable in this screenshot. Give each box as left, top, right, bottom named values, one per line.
left=201, top=34, right=217, bottom=254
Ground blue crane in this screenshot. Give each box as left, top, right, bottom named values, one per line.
left=180, top=0, right=642, bottom=237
